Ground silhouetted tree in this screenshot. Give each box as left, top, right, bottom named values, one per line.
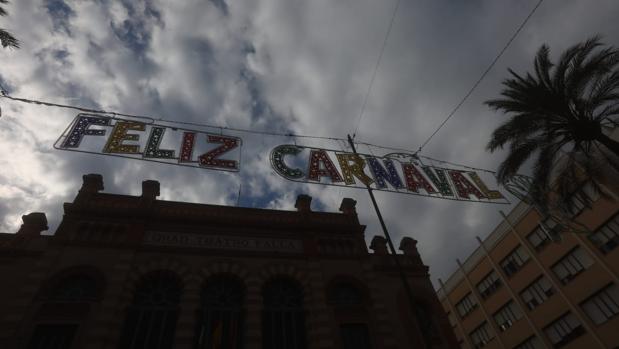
left=0, top=0, right=19, bottom=49
left=486, top=36, right=619, bottom=214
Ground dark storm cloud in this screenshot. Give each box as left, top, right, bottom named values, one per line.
left=1, top=0, right=618, bottom=285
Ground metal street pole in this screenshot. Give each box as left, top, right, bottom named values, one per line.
left=347, top=134, right=431, bottom=349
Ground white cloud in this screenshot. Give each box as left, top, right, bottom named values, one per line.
left=0, top=0, right=617, bottom=282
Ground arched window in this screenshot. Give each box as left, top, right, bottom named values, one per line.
left=118, top=270, right=182, bottom=349
left=195, top=275, right=245, bottom=349
left=328, top=282, right=364, bottom=307
left=28, top=270, right=103, bottom=349
left=48, top=274, right=98, bottom=302
left=328, top=281, right=372, bottom=349
left=262, top=277, right=306, bottom=349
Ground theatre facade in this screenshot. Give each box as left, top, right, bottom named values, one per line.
left=0, top=174, right=457, bottom=349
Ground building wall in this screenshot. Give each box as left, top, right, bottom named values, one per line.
left=0, top=175, right=458, bottom=349
left=437, top=189, right=619, bottom=349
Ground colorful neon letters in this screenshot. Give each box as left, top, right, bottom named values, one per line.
left=57, top=114, right=241, bottom=171
left=270, top=144, right=507, bottom=203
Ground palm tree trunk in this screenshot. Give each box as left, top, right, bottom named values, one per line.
left=596, top=133, right=619, bottom=157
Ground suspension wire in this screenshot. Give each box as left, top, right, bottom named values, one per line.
left=413, top=0, right=544, bottom=155
left=1, top=94, right=157, bottom=123
left=355, top=140, right=497, bottom=173
left=352, top=0, right=402, bottom=139
left=0, top=93, right=498, bottom=174
left=0, top=94, right=346, bottom=142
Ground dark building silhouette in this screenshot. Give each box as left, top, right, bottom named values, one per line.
left=0, top=174, right=457, bottom=349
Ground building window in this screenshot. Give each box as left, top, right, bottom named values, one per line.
left=520, top=276, right=555, bottom=310
left=568, top=193, right=587, bottom=216
left=477, top=271, right=502, bottom=299
left=328, top=281, right=372, bottom=349
left=580, top=283, right=619, bottom=325
left=328, top=282, right=365, bottom=307
left=48, top=274, right=98, bottom=302
left=513, top=335, right=543, bottom=349
left=527, top=223, right=556, bottom=251
left=500, top=245, right=530, bottom=277
left=262, top=277, right=306, bottom=349
left=118, top=270, right=182, bottom=349
left=493, top=300, right=522, bottom=331
left=28, top=324, right=79, bottom=349
left=340, top=324, right=371, bottom=349
left=588, top=214, right=619, bottom=254
left=543, top=312, right=585, bottom=348
left=195, top=275, right=244, bottom=349
left=455, top=293, right=477, bottom=318
left=551, top=247, right=594, bottom=285
left=567, top=182, right=600, bottom=217
left=469, top=321, right=493, bottom=348
left=28, top=272, right=102, bottom=349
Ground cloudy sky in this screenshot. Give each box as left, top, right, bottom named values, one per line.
left=1, top=0, right=618, bottom=285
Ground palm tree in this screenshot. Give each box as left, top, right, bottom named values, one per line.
left=0, top=0, right=18, bottom=49
left=486, top=36, right=619, bottom=214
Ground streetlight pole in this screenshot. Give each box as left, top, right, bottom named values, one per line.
left=347, top=134, right=430, bottom=349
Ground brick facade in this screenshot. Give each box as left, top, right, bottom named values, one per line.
left=0, top=174, right=458, bottom=349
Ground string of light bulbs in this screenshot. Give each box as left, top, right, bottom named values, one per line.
left=0, top=90, right=496, bottom=174
left=0, top=93, right=499, bottom=175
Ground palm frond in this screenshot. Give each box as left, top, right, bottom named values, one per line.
left=595, top=102, right=619, bottom=122
left=552, top=44, right=582, bottom=94
left=495, top=137, right=543, bottom=183
left=0, top=28, right=18, bottom=49
left=488, top=36, right=619, bottom=215
left=486, top=113, right=544, bottom=151
left=529, top=141, right=563, bottom=213
left=568, top=47, right=617, bottom=101
left=588, top=70, right=619, bottom=110
left=534, top=45, right=554, bottom=89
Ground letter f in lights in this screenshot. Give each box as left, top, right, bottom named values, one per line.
left=61, top=114, right=111, bottom=148
left=270, top=145, right=305, bottom=179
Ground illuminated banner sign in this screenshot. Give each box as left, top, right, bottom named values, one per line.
left=55, top=114, right=242, bottom=171
left=270, top=145, right=509, bottom=204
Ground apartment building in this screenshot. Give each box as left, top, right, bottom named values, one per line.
left=436, top=185, right=619, bottom=349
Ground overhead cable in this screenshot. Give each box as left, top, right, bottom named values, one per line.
left=352, top=0, right=402, bottom=139
left=414, top=0, right=544, bottom=155
left=0, top=94, right=343, bottom=141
